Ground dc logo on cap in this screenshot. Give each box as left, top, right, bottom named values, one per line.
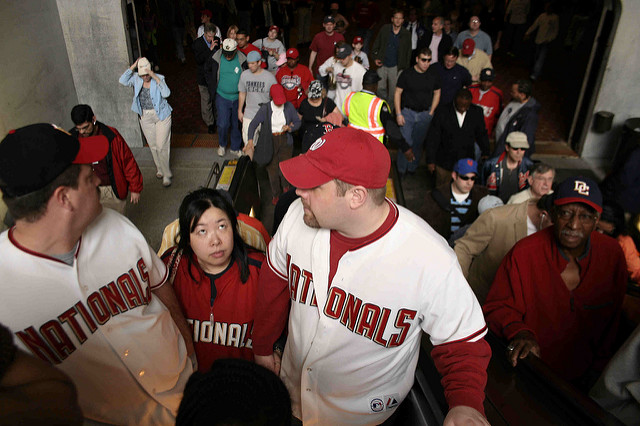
left=573, top=180, right=590, bottom=195
left=310, top=137, right=326, bottom=151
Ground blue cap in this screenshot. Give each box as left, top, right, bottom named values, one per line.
left=553, top=176, right=602, bottom=213
left=247, top=50, right=262, bottom=63
left=453, top=158, right=478, bottom=175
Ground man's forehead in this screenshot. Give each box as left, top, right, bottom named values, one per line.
left=557, top=202, right=595, bottom=213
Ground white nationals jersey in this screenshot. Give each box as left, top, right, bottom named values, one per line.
left=333, top=61, right=366, bottom=115
left=0, top=209, right=194, bottom=425
left=267, top=199, right=487, bottom=425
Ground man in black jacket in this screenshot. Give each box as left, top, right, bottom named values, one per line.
left=416, top=16, right=453, bottom=64
left=426, top=88, right=490, bottom=186
left=420, top=158, right=488, bottom=245
left=193, top=23, right=220, bottom=134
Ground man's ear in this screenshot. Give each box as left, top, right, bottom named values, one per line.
left=348, top=185, right=368, bottom=209
left=52, top=186, right=73, bottom=211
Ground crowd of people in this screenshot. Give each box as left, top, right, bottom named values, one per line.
left=1, top=1, right=639, bottom=425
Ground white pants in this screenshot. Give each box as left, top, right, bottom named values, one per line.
left=140, top=109, right=172, bottom=178
left=242, top=119, right=261, bottom=145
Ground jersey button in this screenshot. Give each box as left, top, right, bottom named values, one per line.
left=138, top=370, right=145, bottom=377
left=123, top=349, right=129, bottom=357
left=306, top=388, right=311, bottom=392
left=307, top=367, right=312, bottom=372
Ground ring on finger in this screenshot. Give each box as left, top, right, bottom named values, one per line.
left=507, top=345, right=515, bottom=351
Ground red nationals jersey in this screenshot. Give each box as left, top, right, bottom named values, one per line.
left=276, top=64, right=313, bottom=109
left=163, top=249, right=264, bottom=372
left=469, top=84, right=503, bottom=137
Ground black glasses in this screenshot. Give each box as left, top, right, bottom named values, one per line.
left=509, top=146, right=526, bottom=151
left=419, top=57, right=431, bottom=62
left=457, top=175, right=477, bottom=181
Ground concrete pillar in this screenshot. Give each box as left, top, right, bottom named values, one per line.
left=56, top=0, right=143, bottom=146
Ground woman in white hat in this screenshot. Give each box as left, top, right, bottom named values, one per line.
left=119, top=57, right=173, bottom=186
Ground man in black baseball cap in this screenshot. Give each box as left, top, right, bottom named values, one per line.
left=484, top=175, right=628, bottom=387
left=0, top=123, right=195, bottom=423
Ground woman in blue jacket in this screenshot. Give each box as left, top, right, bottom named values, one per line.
left=119, top=57, right=174, bottom=186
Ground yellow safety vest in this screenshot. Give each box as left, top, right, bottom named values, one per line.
left=343, top=91, right=386, bottom=143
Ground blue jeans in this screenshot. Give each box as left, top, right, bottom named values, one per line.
left=532, top=43, right=549, bottom=79
left=397, top=108, right=432, bottom=174
left=216, top=95, right=242, bottom=151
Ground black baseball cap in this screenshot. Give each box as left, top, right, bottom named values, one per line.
left=0, top=123, right=108, bottom=197
left=324, top=15, right=336, bottom=24
left=480, top=68, right=495, bottom=81
left=335, top=44, right=352, bottom=59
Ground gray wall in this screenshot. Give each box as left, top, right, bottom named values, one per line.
left=581, top=0, right=640, bottom=161
left=0, top=1, right=78, bottom=134
left=56, top=0, right=142, bottom=146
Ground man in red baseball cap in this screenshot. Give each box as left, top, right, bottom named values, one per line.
left=252, top=127, right=492, bottom=425
left=275, top=47, right=313, bottom=109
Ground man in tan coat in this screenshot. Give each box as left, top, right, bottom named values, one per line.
left=454, top=195, right=552, bottom=303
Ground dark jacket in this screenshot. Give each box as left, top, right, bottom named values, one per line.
left=420, top=182, right=488, bottom=239
left=248, top=101, right=301, bottom=147
left=435, top=62, right=472, bottom=105
left=481, top=151, right=533, bottom=197
left=193, top=35, right=220, bottom=86
left=70, top=122, right=143, bottom=200
left=204, top=50, right=248, bottom=99
left=371, top=24, right=412, bottom=70
left=493, top=97, right=541, bottom=157
left=416, top=31, right=453, bottom=63
left=426, top=103, right=490, bottom=170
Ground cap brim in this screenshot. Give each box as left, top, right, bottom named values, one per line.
left=280, top=155, right=333, bottom=189
left=73, top=135, right=109, bottom=164
left=554, top=197, right=603, bottom=213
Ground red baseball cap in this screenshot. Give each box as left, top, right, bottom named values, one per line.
left=353, top=36, right=364, bottom=44
left=279, top=127, right=390, bottom=189
left=270, top=84, right=287, bottom=106
left=462, top=38, right=475, bottom=56
left=286, top=48, right=299, bottom=59
left=269, top=25, right=280, bottom=33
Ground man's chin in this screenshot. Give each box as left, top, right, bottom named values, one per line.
left=303, top=214, right=320, bottom=229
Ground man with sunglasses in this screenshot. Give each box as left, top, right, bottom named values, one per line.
left=484, top=177, right=627, bottom=388
left=394, top=47, right=441, bottom=176
left=481, top=131, right=533, bottom=203
left=420, top=158, right=487, bottom=245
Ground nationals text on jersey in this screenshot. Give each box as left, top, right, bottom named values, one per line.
left=287, top=256, right=417, bottom=348
left=16, top=258, right=152, bottom=364
left=187, top=318, right=253, bottom=349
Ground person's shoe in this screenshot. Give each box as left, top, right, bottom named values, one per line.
left=272, top=196, right=279, bottom=205
left=156, top=171, right=163, bottom=179
left=162, top=176, right=172, bottom=187
left=230, top=149, right=243, bottom=158
left=217, top=146, right=226, bottom=157
left=208, top=125, right=217, bottom=134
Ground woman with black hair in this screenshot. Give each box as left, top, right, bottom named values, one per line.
left=162, top=188, right=264, bottom=372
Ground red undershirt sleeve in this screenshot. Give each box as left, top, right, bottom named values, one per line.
left=252, top=260, right=290, bottom=356
left=431, top=339, right=491, bottom=415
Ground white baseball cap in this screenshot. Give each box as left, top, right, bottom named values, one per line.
left=137, top=57, right=151, bottom=76
left=222, top=38, right=238, bottom=52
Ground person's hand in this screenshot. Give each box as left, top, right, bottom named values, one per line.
left=326, top=66, right=334, bottom=73
left=148, top=69, right=156, bottom=79
left=315, top=116, right=324, bottom=122
left=282, top=122, right=294, bottom=132
left=375, top=59, right=383, bottom=67
left=130, top=57, right=140, bottom=70
left=130, top=192, right=141, bottom=204
left=255, top=353, right=278, bottom=374
left=427, top=163, right=436, bottom=173
left=404, top=148, right=415, bottom=162
left=243, top=140, right=255, bottom=160
left=396, top=114, right=405, bottom=126
left=507, top=330, right=541, bottom=367
left=443, top=406, right=490, bottom=426
left=273, top=350, right=282, bottom=375
left=238, top=110, right=244, bottom=122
